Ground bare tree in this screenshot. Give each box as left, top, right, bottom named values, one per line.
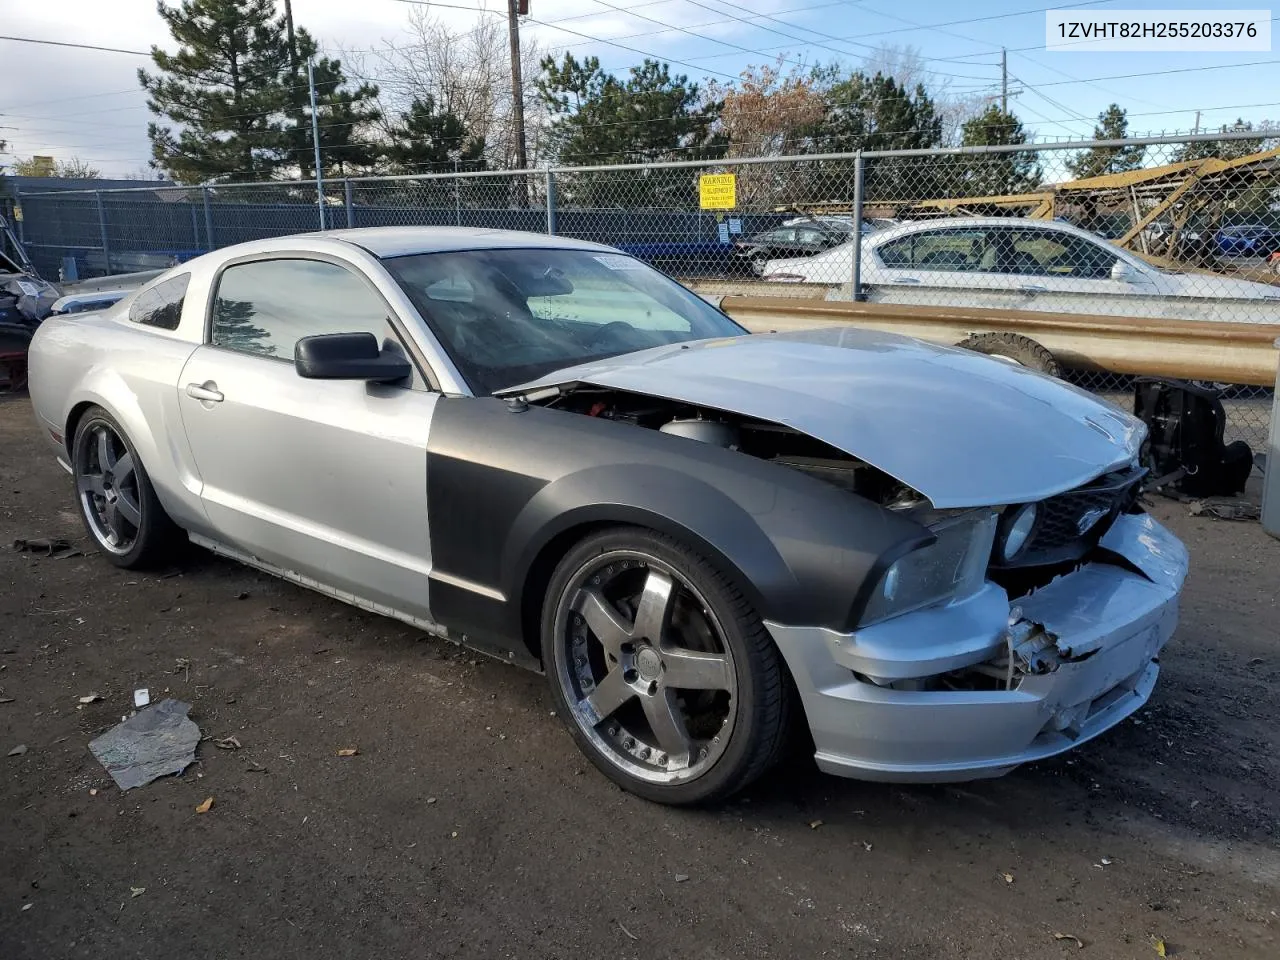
left=10, top=155, right=103, bottom=179
left=860, top=44, right=986, bottom=146
left=344, top=5, right=553, bottom=168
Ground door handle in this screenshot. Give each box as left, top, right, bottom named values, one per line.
left=890, top=276, right=921, bottom=284
left=185, top=381, right=224, bottom=403
left=1019, top=284, right=1048, bottom=294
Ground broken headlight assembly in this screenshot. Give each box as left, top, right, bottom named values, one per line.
left=860, top=510, right=997, bottom=626
left=996, top=503, right=1038, bottom=563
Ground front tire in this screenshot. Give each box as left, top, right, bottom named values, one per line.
left=542, top=527, right=791, bottom=805
left=71, top=406, right=179, bottom=569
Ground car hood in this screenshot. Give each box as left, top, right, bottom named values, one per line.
left=501, top=327, right=1145, bottom=509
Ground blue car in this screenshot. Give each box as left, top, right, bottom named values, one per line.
left=1215, top=224, right=1280, bottom=257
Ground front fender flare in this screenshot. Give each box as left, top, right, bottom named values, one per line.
left=499, top=463, right=795, bottom=626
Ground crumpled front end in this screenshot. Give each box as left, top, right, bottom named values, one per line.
left=767, top=512, right=1188, bottom=782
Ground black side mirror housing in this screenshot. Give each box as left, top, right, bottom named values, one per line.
left=294, top=332, right=412, bottom=382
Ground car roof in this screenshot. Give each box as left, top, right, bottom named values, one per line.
left=863, top=216, right=1113, bottom=247
left=318, top=226, right=616, bottom=258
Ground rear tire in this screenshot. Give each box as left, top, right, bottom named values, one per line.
left=542, top=527, right=792, bottom=805
left=956, top=332, right=1062, bottom=377
left=71, top=406, right=181, bottom=569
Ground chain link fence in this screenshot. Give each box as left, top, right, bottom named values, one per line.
left=15, top=133, right=1277, bottom=450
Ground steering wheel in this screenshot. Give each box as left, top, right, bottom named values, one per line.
left=587, top=321, right=637, bottom=346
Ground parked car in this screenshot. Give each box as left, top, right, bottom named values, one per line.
left=28, top=227, right=1188, bottom=805
left=1215, top=223, right=1280, bottom=257
left=779, top=215, right=900, bottom=233
left=49, top=289, right=131, bottom=316
left=733, top=222, right=851, bottom=274
left=763, top=217, right=1280, bottom=321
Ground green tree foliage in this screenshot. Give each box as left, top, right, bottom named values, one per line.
left=805, top=69, right=944, bottom=203
left=1174, top=120, right=1269, bottom=162
left=538, top=55, right=722, bottom=165
left=140, top=0, right=291, bottom=182
left=815, top=70, right=942, bottom=153
left=10, top=156, right=102, bottom=178
left=140, top=0, right=380, bottom=183
left=283, top=29, right=382, bottom=178
left=953, top=105, right=1043, bottom=197
left=385, top=96, right=485, bottom=173
left=1067, top=104, right=1145, bottom=179
left=536, top=54, right=723, bottom=205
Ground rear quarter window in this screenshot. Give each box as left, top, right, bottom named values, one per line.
left=128, top=273, right=191, bottom=331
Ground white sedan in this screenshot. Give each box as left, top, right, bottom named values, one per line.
left=762, top=217, right=1280, bottom=324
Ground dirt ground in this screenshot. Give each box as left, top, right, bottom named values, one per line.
left=1, top=394, right=1277, bottom=960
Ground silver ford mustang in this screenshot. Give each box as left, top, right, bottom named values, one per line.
left=27, top=227, right=1189, bottom=805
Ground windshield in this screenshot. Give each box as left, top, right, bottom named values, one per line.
left=382, top=247, right=746, bottom=394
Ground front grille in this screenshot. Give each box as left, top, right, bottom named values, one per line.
left=999, top=467, right=1145, bottom=568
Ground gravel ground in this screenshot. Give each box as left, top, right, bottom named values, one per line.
left=1, top=394, right=1277, bottom=959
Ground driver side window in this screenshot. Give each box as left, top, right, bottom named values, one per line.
left=1005, top=229, right=1120, bottom=279
left=211, top=258, right=396, bottom=360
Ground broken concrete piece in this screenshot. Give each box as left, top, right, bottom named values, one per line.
left=88, top=699, right=200, bottom=791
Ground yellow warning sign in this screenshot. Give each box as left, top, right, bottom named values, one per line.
left=698, top=173, right=736, bottom=210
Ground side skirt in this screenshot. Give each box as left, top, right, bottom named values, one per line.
left=188, top=533, right=531, bottom=668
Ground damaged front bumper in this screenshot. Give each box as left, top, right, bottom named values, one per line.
left=766, top=513, right=1189, bottom=783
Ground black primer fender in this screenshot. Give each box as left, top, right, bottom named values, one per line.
left=425, top=397, right=929, bottom=659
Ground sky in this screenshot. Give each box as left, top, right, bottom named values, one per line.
left=1, top=0, right=1277, bottom=176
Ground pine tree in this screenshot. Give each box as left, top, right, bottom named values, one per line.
left=139, top=0, right=292, bottom=183
left=954, top=105, right=1042, bottom=196
left=140, top=1, right=381, bottom=183
left=1174, top=119, right=1269, bottom=162
left=536, top=55, right=722, bottom=167
left=385, top=97, right=485, bottom=173
left=1067, top=104, right=1144, bottom=179
left=817, top=71, right=942, bottom=153
left=536, top=55, right=723, bottom=205
left=282, top=29, right=382, bottom=178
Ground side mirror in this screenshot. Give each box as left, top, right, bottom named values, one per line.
left=1110, top=260, right=1140, bottom=283
left=294, top=332, right=412, bottom=382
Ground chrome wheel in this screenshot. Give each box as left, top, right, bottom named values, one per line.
left=554, top=550, right=738, bottom=785
left=74, top=421, right=142, bottom=555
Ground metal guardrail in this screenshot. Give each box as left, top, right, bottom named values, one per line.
left=693, top=287, right=1280, bottom=387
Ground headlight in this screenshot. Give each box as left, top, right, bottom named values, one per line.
left=998, top=503, right=1038, bottom=562
left=860, top=510, right=997, bottom=626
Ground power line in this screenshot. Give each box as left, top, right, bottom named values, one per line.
left=0, top=35, right=150, bottom=56
left=839, top=0, right=1118, bottom=43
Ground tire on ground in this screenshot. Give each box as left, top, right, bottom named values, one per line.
left=71, top=405, right=182, bottom=569
left=541, top=526, right=793, bottom=805
left=955, top=332, right=1062, bottom=377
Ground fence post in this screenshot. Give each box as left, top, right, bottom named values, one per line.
left=202, top=186, right=215, bottom=251
left=545, top=170, right=557, bottom=236
left=95, top=191, right=111, bottom=275
left=344, top=179, right=355, bottom=229
left=850, top=152, right=864, bottom=302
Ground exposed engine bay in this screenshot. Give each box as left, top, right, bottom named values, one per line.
left=534, top=385, right=1147, bottom=605
left=537, top=386, right=926, bottom=512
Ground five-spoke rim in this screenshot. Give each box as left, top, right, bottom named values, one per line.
left=74, top=422, right=142, bottom=555
left=555, top=550, right=738, bottom=785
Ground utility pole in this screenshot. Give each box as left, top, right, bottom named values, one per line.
left=283, top=0, right=299, bottom=75
left=507, top=0, right=528, bottom=170
left=308, top=59, right=326, bottom=231
left=1001, top=47, right=1008, bottom=114
left=1193, top=110, right=1201, bottom=135
left=283, top=0, right=307, bottom=178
